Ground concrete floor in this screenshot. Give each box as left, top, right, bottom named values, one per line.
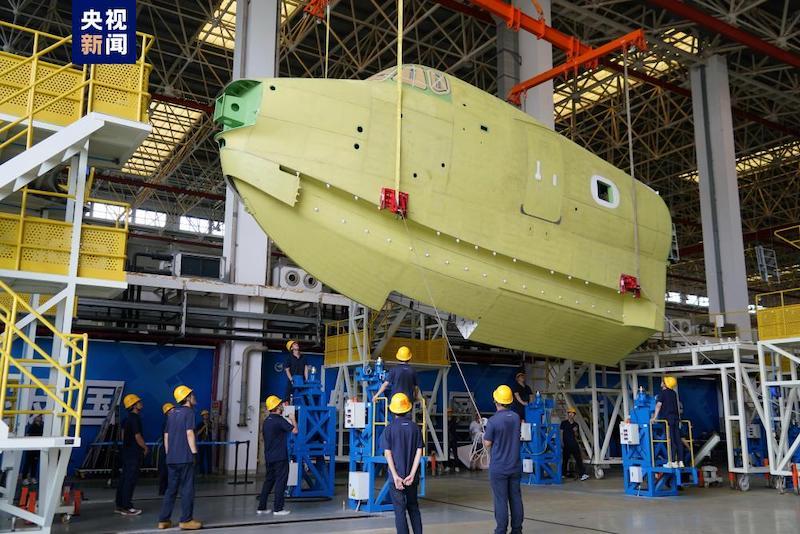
left=50, top=469, right=799, bottom=534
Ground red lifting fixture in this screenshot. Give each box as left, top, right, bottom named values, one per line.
left=619, top=274, right=641, bottom=299
left=304, top=0, right=330, bottom=20
left=380, top=188, right=409, bottom=218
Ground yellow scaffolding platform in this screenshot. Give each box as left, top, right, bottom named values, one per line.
left=755, top=288, right=800, bottom=341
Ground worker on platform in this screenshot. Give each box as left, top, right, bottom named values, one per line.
left=284, top=340, right=309, bottom=400
left=158, top=385, right=202, bottom=530
left=511, top=372, right=533, bottom=421
left=652, top=376, right=684, bottom=468
left=257, top=395, right=298, bottom=516
left=20, top=414, right=43, bottom=485
left=561, top=408, right=590, bottom=481
left=195, top=409, right=212, bottom=476
left=381, top=392, right=424, bottom=534
left=115, top=393, right=147, bottom=516
left=484, top=385, right=523, bottom=534
left=374, top=346, right=420, bottom=404
left=158, top=403, right=175, bottom=495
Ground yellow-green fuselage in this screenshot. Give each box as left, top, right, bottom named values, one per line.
left=215, top=66, right=672, bottom=365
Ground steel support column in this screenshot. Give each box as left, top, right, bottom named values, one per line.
left=517, top=0, right=553, bottom=129
left=221, top=0, right=280, bottom=475
left=690, top=55, right=751, bottom=340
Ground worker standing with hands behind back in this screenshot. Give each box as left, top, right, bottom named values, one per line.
left=381, top=392, right=424, bottom=534
left=652, top=376, right=684, bottom=468
left=484, top=385, right=523, bottom=534
left=115, top=393, right=147, bottom=516
left=158, top=385, right=202, bottom=530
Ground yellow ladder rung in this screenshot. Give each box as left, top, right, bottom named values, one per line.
left=2, top=409, right=50, bottom=415
left=61, top=385, right=81, bottom=391
left=7, top=383, right=55, bottom=389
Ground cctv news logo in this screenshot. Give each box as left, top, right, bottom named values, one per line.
left=72, top=0, right=137, bottom=64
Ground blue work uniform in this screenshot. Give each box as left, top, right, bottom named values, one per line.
left=385, top=364, right=418, bottom=402
left=195, top=419, right=212, bottom=475
left=560, top=419, right=585, bottom=477
left=158, top=416, right=168, bottom=495
left=658, top=388, right=683, bottom=463
left=511, top=382, right=532, bottom=420
left=285, top=353, right=307, bottom=397
left=116, top=411, right=143, bottom=510
left=258, top=414, right=294, bottom=512
left=380, top=414, right=423, bottom=534
left=159, top=405, right=197, bottom=524
left=485, top=409, right=523, bottom=534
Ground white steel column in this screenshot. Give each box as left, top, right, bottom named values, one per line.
left=222, top=0, right=280, bottom=474
left=517, top=0, right=554, bottom=129
left=690, top=55, right=751, bottom=340
left=496, top=21, right=519, bottom=100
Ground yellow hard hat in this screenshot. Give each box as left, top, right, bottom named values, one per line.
left=162, top=402, right=175, bottom=415
left=173, top=385, right=193, bottom=404
left=265, top=395, right=282, bottom=411
left=493, top=385, right=513, bottom=405
left=286, top=340, right=298, bottom=351
left=123, top=394, right=141, bottom=410
left=664, top=376, right=677, bottom=389
left=388, top=393, right=412, bottom=414
left=396, top=346, right=412, bottom=362
left=567, top=407, right=577, bottom=414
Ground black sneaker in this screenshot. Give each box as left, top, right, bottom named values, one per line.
left=120, top=508, right=142, bottom=516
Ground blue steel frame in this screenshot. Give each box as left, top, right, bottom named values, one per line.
left=287, top=369, right=337, bottom=498
left=622, top=391, right=698, bottom=497
left=520, top=393, right=562, bottom=485
left=347, top=361, right=427, bottom=512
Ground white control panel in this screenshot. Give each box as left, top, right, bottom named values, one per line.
left=345, top=400, right=366, bottom=429
left=288, top=461, right=299, bottom=486
left=629, top=465, right=643, bottom=483
left=746, top=424, right=759, bottom=439
left=348, top=471, right=370, bottom=500
left=283, top=405, right=296, bottom=422
left=619, top=423, right=639, bottom=445
left=520, top=422, right=532, bottom=441
left=522, top=459, right=533, bottom=473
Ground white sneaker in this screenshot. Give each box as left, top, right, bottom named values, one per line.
left=580, top=474, right=590, bottom=481
left=678, top=461, right=685, bottom=468
left=22, top=478, right=29, bottom=486
left=663, top=462, right=674, bottom=468
left=455, top=467, right=461, bottom=473
left=256, top=509, right=272, bottom=514
left=273, top=510, right=291, bottom=516
left=30, top=478, right=37, bottom=485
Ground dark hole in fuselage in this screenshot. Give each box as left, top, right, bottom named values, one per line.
left=480, top=125, right=488, bottom=132
left=597, top=181, right=611, bottom=202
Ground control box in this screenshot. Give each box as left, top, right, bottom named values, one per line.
left=522, top=459, right=533, bottom=473
left=288, top=461, right=299, bottom=486
left=746, top=424, right=759, bottom=439
left=348, top=471, right=370, bottom=500
left=619, top=423, right=639, bottom=445
left=345, top=400, right=366, bottom=429
left=629, top=465, right=643, bottom=483
left=283, top=405, right=296, bottom=422
left=520, top=422, right=532, bottom=442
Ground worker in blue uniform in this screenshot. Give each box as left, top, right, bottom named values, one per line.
left=158, top=385, right=202, bottom=530
left=381, top=392, right=424, bottom=534
left=374, top=346, right=420, bottom=403
left=652, top=376, right=684, bottom=468
left=284, top=340, right=309, bottom=400
left=115, top=393, right=148, bottom=516
left=195, top=409, right=212, bottom=476
left=158, top=403, right=175, bottom=495
left=257, top=395, right=298, bottom=516
left=484, top=385, right=523, bottom=534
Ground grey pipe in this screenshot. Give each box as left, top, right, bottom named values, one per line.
left=238, top=344, right=268, bottom=427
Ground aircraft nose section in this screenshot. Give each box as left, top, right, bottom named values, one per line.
left=213, top=79, right=263, bottom=130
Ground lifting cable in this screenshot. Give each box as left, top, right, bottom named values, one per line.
left=323, top=2, right=331, bottom=79
left=622, top=47, right=641, bottom=282
left=394, top=0, right=404, bottom=198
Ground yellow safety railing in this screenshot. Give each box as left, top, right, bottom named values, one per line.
left=650, top=419, right=672, bottom=467
left=0, top=20, right=153, bottom=152
left=755, top=288, right=800, bottom=340
left=0, top=280, right=87, bottom=438
left=0, top=187, right=130, bottom=281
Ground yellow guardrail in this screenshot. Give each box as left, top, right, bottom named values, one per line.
left=0, top=187, right=129, bottom=281
left=651, top=419, right=672, bottom=467
left=0, top=279, right=87, bottom=438
left=755, top=288, right=800, bottom=340
left=682, top=419, right=695, bottom=467
left=0, top=20, right=153, bottom=152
